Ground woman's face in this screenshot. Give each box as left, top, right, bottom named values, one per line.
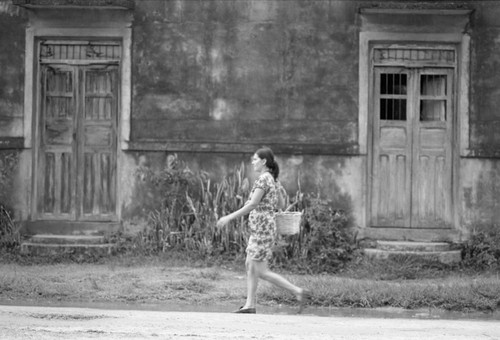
left=251, top=153, right=266, bottom=173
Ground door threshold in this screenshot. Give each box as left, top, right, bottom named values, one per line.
left=23, top=220, right=120, bottom=236
left=362, top=227, right=461, bottom=242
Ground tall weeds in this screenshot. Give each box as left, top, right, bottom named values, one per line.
left=0, top=152, right=20, bottom=251
left=134, top=155, right=251, bottom=257
left=130, top=154, right=359, bottom=272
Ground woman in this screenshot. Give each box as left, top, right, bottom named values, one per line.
left=217, top=147, right=310, bottom=314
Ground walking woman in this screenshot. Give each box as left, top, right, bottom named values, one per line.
left=217, top=147, right=310, bottom=314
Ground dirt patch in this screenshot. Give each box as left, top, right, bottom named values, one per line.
left=25, top=312, right=112, bottom=321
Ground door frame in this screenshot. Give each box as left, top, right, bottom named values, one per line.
left=359, top=32, right=471, bottom=233
left=23, top=26, right=131, bottom=222
left=371, top=65, right=456, bottom=229
left=34, top=45, right=121, bottom=222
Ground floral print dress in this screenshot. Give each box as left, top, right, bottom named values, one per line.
left=246, top=172, right=278, bottom=262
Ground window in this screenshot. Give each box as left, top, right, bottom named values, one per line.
left=380, top=73, right=407, bottom=121
left=420, top=74, right=447, bottom=121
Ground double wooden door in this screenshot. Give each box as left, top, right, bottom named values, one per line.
left=371, top=67, right=455, bottom=229
left=35, top=64, right=118, bottom=221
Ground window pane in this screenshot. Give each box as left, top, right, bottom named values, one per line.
left=381, top=73, right=407, bottom=95
left=421, top=74, right=447, bottom=96
left=420, top=100, right=446, bottom=121
left=381, top=99, right=407, bottom=120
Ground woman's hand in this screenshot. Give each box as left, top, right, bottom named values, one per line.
left=217, top=216, right=231, bottom=228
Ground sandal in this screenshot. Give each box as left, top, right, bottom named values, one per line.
left=233, top=306, right=256, bottom=314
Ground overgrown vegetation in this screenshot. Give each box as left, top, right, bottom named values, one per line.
left=0, top=152, right=20, bottom=252
left=116, top=154, right=251, bottom=258
left=462, top=224, right=500, bottom=271
left=110, top=154, right=361, bottom=274
left=272, top=195, right=360, bottom=274
left=106, top=154, right=500, bottom=276
left=1, top=154, right=500, bottom=313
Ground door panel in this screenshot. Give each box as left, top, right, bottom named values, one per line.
left=371, top=68, right=412, bottom=227
left=412, top=69, right=453, bottom=228
left=371, top=67, right=454, bottom=229
left=37, top=66, right=76, bottom=219
left=79, top=66, right=118, bottom=221
left=37, top=64, right=118, bottom=221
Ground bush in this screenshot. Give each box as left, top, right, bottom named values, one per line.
left=0, top=204, right=20, bottom=251
left=132, top=155, right=251, bottom=258
left=0, top=152, right=20, bottom=251
left=462, top=225, right=500, bottom=270
left=272, top=194, right=360, bottom=274
left=116, top=155, right=360, bottom=272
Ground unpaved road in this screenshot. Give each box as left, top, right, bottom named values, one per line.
left=0, top=305, right=499, bottom=339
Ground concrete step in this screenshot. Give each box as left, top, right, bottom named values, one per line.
left=376, top=241, right=451, bottom=252
left=363, top=241, right=462, bottom=264
left=363, top=248, right=461, bottom=264
left=362, top=227, right=461, bottom=242
left=20, top=242, right=114, bottom=257
left=23, top=221, right=120, bottom=236
left=20, top=234, right=114, bottom=257
left=29, top=234, right=106, bottom=245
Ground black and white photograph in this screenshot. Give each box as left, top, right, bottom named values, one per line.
left=0, top=0, right=499, bottom=338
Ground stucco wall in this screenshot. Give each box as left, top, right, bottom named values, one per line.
left=469, top=4, right=500, bottom=157
left=123, top=0, right=364, bottom=231
left=1, top=0, right=499, bottom=237
left=461, top=159, right=500, bottom=233
left=459, top=3, right=500, bottom=231
left=119, top=151, right=365, bottom=233
left=0, top=3, right=24, bottom=139
left=130, top=0, right=359, bottom=154
left=0, top=3, right=27, bottom=220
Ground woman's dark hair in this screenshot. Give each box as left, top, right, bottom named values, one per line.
left=255, top=147, right=279, bottom=180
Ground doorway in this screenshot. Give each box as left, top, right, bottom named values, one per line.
left=34, top=41, right=119, bottom=222
left=370, top=66, right=455, bottom=229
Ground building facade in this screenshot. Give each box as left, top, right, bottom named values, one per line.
left=0, top=0, right=499, bottom=242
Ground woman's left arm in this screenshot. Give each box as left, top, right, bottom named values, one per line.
left=217, top=188, right=264, bottom=227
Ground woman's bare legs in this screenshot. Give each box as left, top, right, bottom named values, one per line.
left=242, top=255, right=304, bottom=309
left=257, top=260, right=302, bottom=297
left=243, top=255, right=259, bottom=308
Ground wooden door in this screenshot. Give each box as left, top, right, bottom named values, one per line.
left=79, top=66, right=118, bottom=221
left=371, top=67, right=454, bottom=228
left=371, top=68, right=412, bottom=227
left=412, top=69, right=454, bottom=228
left=37, top=65, right=77, bottom=220
left=36, top=64, right=118, bottom=221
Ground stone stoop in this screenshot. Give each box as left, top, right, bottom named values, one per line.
left=20, top=234, right=114, bottom=257
left=363, top=241, right=462, bottom=264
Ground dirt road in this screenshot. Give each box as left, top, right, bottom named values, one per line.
left=0, top=305, right=499, bottom=340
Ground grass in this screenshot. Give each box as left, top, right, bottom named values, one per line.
left=0, top=253, right=499, bottom=314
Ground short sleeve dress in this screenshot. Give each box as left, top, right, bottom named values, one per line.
left=246, top=172, right=278, bottom=262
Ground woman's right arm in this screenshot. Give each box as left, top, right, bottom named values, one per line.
left=217, top=188, right=264, bottom=227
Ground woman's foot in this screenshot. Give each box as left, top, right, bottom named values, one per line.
left=297, top=288, right=311, bottom=314
left=233, top=306, right=256, bottom=314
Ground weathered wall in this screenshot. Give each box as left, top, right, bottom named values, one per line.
left=0, top=2, right=24, bottom=143
left=118, top=0, right=500, bottom=234
left=0, top=2, right=26, bottom=219
left=130, top=0, right=359, bottom=154
left=1, top=0, right=500, bottom=237
left=460, top=4, right=500, bottom=230
left=122, top=0, right=363, bottom=231
left=469, top=3, right=500, bottom=158
left=119, top=151, right=365, bottom=233
left=461, top=159, right=500, bottom=233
